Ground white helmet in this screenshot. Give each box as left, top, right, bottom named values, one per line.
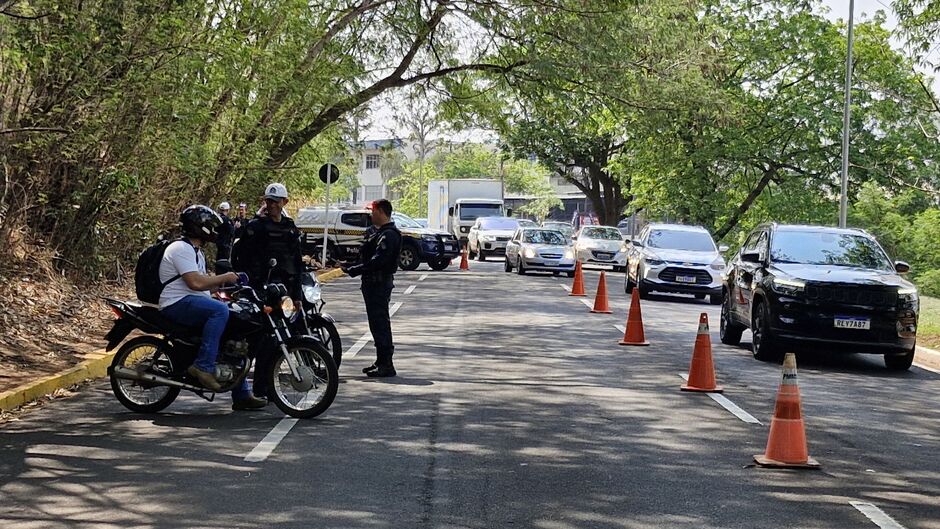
left=219, top=201, right=231, bottom=211
left=264, top=182, right=289, bottom=200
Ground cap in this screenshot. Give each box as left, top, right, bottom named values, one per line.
left=219, top=201, right=231, bottom=211
left=238, top=202, right=247, bottom=208
left=264, top=182, right=289, bottom=200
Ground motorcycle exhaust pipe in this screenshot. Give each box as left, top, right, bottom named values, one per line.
left=111, top=366, right=206, bottom=393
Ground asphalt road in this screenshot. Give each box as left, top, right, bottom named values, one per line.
left=0, top=260, right=938, bottom=529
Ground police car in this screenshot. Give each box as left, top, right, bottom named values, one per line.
left=295, top=207, right=461, bottom=271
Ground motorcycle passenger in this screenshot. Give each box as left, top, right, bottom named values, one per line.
left=158, top=205, right=268, bottom=410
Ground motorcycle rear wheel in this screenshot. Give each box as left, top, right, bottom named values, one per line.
left=266, top=337, right=338, bottom=419
left=110, top=336, right=181, bottom=413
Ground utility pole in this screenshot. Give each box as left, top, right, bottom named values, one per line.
left=839, top=0, right=855, bottom=228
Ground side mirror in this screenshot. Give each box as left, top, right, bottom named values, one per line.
left=506, top=208, right=513, bottom=216
left=741, top=251, right=762, bottom=264
left=895, top=261, right=911, bottom=274
left=718, top=244, right=730, bottom=253
left=632, top=239, right=644, bottom=248
left=448, top=207, right=454, bottom=216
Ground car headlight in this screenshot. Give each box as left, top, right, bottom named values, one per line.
left=564, top=248, right=574, bottom=259
left=620, top=243, right=628, bottom=253
left=302, top=283, right=321, bottom=304
left=771, top=277, right=805, bottom=295
left=645, top=258, right=665, bottom=266
left=898, top=287, right=918, bottom=300
left=710, top=257, right=725, bottom=271
left=524, top=247, right=536, bottom=258
left=280, top=296, right=295, bottom=318
left=422, top=234, right=437, bottom=242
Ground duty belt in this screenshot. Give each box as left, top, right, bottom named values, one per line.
left=362, top=273, right=394, bottom=284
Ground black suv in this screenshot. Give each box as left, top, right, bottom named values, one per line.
left=720, top=224, right=918, bottom=370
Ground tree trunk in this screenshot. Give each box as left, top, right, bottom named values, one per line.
left=714, top=165, right=777, bottom=240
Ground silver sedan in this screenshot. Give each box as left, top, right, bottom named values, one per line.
left=504, top=228, right=576, bottom=276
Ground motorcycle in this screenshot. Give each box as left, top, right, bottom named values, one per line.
left=293, top=265, right=342, bottom=369
left=103, top=262, right=338, bottom=419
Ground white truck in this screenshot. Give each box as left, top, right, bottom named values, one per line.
left=427, top=179, right=508, bottom=244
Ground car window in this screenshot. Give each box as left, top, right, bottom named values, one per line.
left=581, top=227, right=621, bottom=240
left=392, top=213, right=421, bottom=228
left=460, top=204, right=503, bottom=221
left=479, top=218, right=519, bottom=230
left=523, top=230, right=567, bottom=245
left=646, top=229, right=716, bottom=252
left=741, top=230, right=763, bottom=254
left=341, top=213, right=371, bottom=227
left=770, top=230, right=893, bottom=271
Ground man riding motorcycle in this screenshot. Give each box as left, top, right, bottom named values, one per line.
left=158, top=205, right=267, bottom=410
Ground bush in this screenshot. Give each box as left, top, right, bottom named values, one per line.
left=915, top=269, right=940, bottom=298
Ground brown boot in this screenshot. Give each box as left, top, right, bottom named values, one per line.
left=187, top=365, right=222, bottom=392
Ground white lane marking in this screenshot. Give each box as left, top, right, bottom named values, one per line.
left=913, top=362, right=940, bottom=374
left=245, top=417, right=299, bottom=462
left=850, top=502, right=907, bottom=529
left=580, top=299, right=594, bottom=310
left=404, top=285, right=416, bottom=295
left=615, top=324, right=626, bottom=334
left=390, top=301, right=403, bottom=317
left=418, top=274, right=429, bottom=282
left=345, top=333, right=371, bottom=359
left=679, top=374, right=761, bottom=425
left=560, top=284, right=572, bottom=292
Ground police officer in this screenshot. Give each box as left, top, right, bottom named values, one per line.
left=232, top=183, right=305, bottom=394
left=216, top=202, right=235, bottom=261
left=343, top=199, right=402, bottom=377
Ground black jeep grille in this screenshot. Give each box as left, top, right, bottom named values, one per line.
left=804, top=284, right=897, bottom=307
left=658, top=267, right=712, bottom=285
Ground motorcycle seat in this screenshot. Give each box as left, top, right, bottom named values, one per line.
left=135, top=306, right=203, bottom=342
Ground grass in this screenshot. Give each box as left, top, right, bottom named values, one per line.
left=918, top=295, right=940, bottom=350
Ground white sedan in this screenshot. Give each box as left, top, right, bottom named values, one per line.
left=504, top=228, right=576, bottom=276
left=573, top=226, right=628, bottom=271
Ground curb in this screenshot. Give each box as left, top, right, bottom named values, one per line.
left=915, top=345, right=940, bottom=373
left=0, top=268, right=348, bottom=413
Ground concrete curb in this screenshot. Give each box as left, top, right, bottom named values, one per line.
left=914, top=345, right=940, bottom=373
left=0, top=268, right=348, bottom=413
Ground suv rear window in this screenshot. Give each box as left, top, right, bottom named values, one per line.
left=770, top=230, right=893, bottom=271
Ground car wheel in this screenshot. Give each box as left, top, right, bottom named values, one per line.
left=477, top=249, right=486, bottom=261
left=614, top=266, right=625, bottom=273
left=516, top=257, right=526, bottom=276
left=468, top=244, right=477, bottom=260
left=624, top=273, right=635, bottom=294
left=566, top=271, right=575, bottom=278
left=504, top=257, right=512, bottom=273
left=428, top=258, right=450, bottom=271
left=884, top=348, right=915, bottom=371
left=694, top=293, right=706, bottom=300
left=709, top=294, right=722, bottom=305
left=751, top=299, right=781, bottom=361
left=638, top=281, right=650, bottom=300
left=719, top=292, right=745, bottom=346
left=398, top=243, right=421, bottom=271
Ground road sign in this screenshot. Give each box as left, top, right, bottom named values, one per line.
left=319, top=164, right=339, bottom=184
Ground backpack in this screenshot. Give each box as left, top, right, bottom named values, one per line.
left=134, top=238, right=191, bottom=304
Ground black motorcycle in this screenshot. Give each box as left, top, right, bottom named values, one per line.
left=293, top=265, right=342, bottom=369
left=103, top=268, right=338, bottom=419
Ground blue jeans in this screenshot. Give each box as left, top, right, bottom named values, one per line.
left=161, top=295, right=251, bottom=399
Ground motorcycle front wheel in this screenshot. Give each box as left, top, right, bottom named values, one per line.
left=309, top=317, right=342, bottom=369
left=266, top=337, right=338, bottom=419
left=110, top=336, right=181, bottom=413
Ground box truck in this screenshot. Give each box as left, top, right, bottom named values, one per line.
left=427, top=179, right=507, bottom=244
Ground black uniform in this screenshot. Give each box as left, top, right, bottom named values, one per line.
left=346, top=222, right=402, bottom=369
left=232, top=215, right=304, bottom=300
left=217, top=214, right=235, bottom=261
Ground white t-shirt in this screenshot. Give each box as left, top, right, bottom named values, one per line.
left=158, top=240, right=210, bottom=309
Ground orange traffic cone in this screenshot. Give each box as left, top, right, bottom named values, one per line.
left=681, top=313, right=723, bottom=393
left=754, top=353, right=820, bottom=469
left=569, top=261, right=586, bottom=297
left=459, top=249, right=470, bottom=271
left=619, top=289, right=649, bottom=346
left=590, top=271, right=612, bottom=314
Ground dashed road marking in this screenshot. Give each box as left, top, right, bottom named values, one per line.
left=245, top=417, right=299, bottom=462
left=615, top=324, right=625, bottom=334
left=679, top=374, right=761, bottom=424
left=560, top=284, right=572, bottom=292
left=404, top=285, right=416, bottom=295
left=345, top=334, right=371, bottom=359
left=579, top=299, right=594, bottom=310
left=418, top=274, right=429, bottom=281
left=850, top=501, right=907, bottom=529
left=390, top=301, right=403, bottom=317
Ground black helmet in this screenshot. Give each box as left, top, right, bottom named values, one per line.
left=179, top=205, right=223, bottom=242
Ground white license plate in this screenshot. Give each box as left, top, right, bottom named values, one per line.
left=834, top=317, right=870, bottom=330
left=676, top=275, right=697, bottom=283
left=444, top=244, right=455, bottom=251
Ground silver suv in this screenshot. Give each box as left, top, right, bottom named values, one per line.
left=625, top=223, right=727, bottom=304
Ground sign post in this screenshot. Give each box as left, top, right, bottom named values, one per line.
left=318, top=163, right=340, bottom=266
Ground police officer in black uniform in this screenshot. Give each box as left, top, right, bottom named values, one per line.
left=232, top=182, right=305, bottom=394
left=343, top=199, right=402, bottom=378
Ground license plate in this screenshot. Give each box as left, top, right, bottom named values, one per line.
left=596, top=252, right=613, bottom=259
left=444, top=244, right=455, bottom=251
left=676, top=275, right=697, bottom=283
left=834, top=316, right=870, bottom=330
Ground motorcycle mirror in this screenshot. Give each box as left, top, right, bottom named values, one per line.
left=268, top=258, right=278, bottom=268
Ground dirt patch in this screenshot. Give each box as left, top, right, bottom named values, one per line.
left=0, top=265, right=131, bottom=394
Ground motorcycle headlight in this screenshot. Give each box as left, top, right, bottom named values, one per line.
left=280, top=296, right=295, bottom=318
left=302, top=283, right=321, bottom=304
left=771, top=277, right=805, bottom=295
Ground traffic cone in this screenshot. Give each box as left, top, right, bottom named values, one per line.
left=459, top=249, right=470, bottom=271
left=681, top=313, right=723, bottom=393
left=754, top=353, right=820, bottom=469
left=569, top=261, right=586, bottom=297
left=590, top=271, right=613, bottom=314
left=618, top=289, right=649, bottom=346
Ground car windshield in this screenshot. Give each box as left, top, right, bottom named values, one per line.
left=460, top=204, right=502, bottom=221
left=518, top=219, right=537, bottom=227
left=543, top=223, right=573, bottom=236
left=647, top=229, right=715, bottom=252
left=392, top=213, right=422, bottom=228
left=523, top=230, right=567, bottom=245
left=581, top=227, right=621, bottom=240
left=770, top=230, right=893, bottom=271
left=479, top=218, right=519, bottom=230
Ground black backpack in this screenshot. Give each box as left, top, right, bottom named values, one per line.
left=135, top=238, right=193, bottom=304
